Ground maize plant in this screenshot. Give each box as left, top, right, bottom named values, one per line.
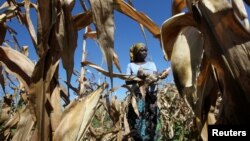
left=161, top=0, right=250, bottom=140
left=0, top=0, right=250, bottom=141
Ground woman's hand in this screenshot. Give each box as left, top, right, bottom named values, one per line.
left=137, top=68, right=147, bottom=79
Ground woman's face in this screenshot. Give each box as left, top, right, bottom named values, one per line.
left=135, top=47, right=147, bottom=62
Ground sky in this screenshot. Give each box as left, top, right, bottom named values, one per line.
left=1, top=0, right=250, bottom=100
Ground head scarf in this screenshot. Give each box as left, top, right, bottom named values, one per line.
left=129, top=43, right=146, bottom=62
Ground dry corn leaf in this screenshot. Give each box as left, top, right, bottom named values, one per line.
left=0, top=1, right=18, bottom=22
left=29, top=74, right=50, bottom=141
left=90, top=0, right=115, bottom=87
left=101, top=132, right=116, bottom=141
left=65, top=80, right=79, bottom=94
left=122, top=85, right=140, bottom=118
left=116, top=130, right=123, bottom=141
left=111, top=95, right=120, bottom=113
left=0, top=46, right=34, bottom=90
left=11, top=106, right=36, bottom=141
left=123, top=113, right=131, bottom=141
left=109, top=95, right=120, bottom=123
left=0, top=95, right=12, bottom=124
left=18, top=1, right=38, bottom=10
left=200, top=121, right=208, bottom=141
left=131, top=94, right=139, bottom=117
left=117, top=102, right=125, bottom=141
left=114, top=0, right=160, bottom=38
left=0, top=22, right=6, bottom=45
left=139, top=85, right=146, bottom=100
left=207, top=107, right=216, bottom=125
left=232, top=0, right=248, bottom=20
left=196, top=0, right=250, bottom=123
left=20, top=90, right=28, bottom=103
left=29, top=47, right=60, bottom=141
left=84, top=30, right=97, bottom=39
left=53, top=83, right=107, bottom=141
left=36, top=0, right=57, bottom=57
left=0, top=1, right=9, bottom=10
left=195, top=57, right=220, bottom=129
left=78, top=0, right=88, bottom=11
left=160, top=12, right=196, bottom=60
left=59, top=85, right=70, bottom=106
left=50, top=84, right=62, bottom=133
left=82, top=61, right=141, bottom=82
left=73, top=11, right=93, bottom=31
left=231, top=0, right=249, bottom=30
left=0, top=64, right=5, bottom=93
left=170, top=26, right=203, bottom=108
left=2, top=111, right=19, bottom=131
left=21, top=45, right=29, bottom=57
left=0, top=113, right=20, bottom=141
left=99, top=95, right=115, bottom=124
left=57, top=0, right=78, bottom=89
left=172, top=0, right=186, bottom=15
left=112, top=50, right=122, bottom=73
left=0, top=14, right=6, bottom=23
left=84, top=26, right=97, bottom=39
left=23, top=0, right=37, bottom=46
left=27, top=9, right=63, bottom=138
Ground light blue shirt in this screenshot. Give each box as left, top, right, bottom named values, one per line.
left=126, top=61, right=157, bottom=76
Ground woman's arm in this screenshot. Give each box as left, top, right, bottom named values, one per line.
left=125, top=63, right=137, bottom=84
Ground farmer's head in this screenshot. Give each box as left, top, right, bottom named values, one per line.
left=129, top=43, right=147, bottom=62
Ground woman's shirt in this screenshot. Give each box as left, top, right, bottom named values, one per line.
left=126, top=61, right=158, bottom=93
left=126, top=61, right=157, bottom=76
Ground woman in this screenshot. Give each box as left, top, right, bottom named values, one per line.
left=126, top=43, right=158, bottom=141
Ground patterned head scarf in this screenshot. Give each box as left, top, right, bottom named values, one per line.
left=129, top=43, right=146, bottom=62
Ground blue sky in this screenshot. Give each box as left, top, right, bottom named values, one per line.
left=2, top=0, right=250, bottom=100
